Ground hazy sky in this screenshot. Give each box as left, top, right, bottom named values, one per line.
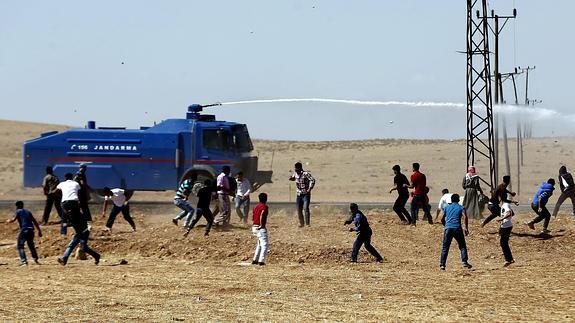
left=1, top=1, right=573, bottom=140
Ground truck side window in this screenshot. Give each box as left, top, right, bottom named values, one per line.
left=203, top=129, right=231, bottom=151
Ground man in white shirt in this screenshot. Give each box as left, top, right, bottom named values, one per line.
left=102, top=187, right=136, bottom=233
left=55, top=173, right=81, bottom=236
left=234, top=171, right=252, bottom=224
left=435, top=188, right=453, bottom=222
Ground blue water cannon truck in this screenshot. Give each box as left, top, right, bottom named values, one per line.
left=23, top=103, right=272, bottom=193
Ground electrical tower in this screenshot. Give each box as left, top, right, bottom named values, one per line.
left=466, top=0, right=496, bottom=190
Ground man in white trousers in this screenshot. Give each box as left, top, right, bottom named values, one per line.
left=252, top=193, right=269, bottom=266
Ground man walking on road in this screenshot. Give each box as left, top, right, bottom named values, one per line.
left=289, top=162, right=316, bottom=227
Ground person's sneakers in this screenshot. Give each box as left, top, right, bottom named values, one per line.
left=258, top=262, right=265, bottom=266
left=172, top=219, right=178, bottom=226
left=183, top=230, right=190, bottom=238
left=527, top=222, right=535, bottom=230
left=376, top=258, right=384, bottom=263
left=33, top=258, right=40, bottom=265
left=541, top=229, right=551, bottom=234
left=462, top=262, right=473, bottom=269
left=251, top=260, right=258, bottom=265
left=19, top=262, right=28, bottom=267
left=103, top=226, right=112, bottom=233
left=94, top=254, right=100, bottom=265
left=503, top=260, right=515, bottom=267
left=131, top=226, right=137, bottom=232
left=204, top=232, right=209, bottom=237
left=57, top=257, right=67, bottom=266
left=439, top=265, right=446, bottom=271
left=350, top=260, right=358, bottom=264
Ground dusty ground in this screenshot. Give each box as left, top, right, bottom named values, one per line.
left=0, top=204, right=574, bottom=321
left=1, top=120, right=575, bottom=321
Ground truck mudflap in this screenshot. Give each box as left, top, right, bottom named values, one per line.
left=235, top=156, right=272, bottom=191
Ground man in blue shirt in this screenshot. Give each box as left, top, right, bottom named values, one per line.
left=439, top=194, right=472, bottom=270
left=527, top=179, right=555, bottom=234
left=344, top=203, right=383, bottom=263
left=5, top=201, right=43, bottom=266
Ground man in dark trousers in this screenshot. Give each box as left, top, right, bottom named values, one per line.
left=58, top=191, right=101, bottom=265
left=41, top=166, right=63, bottom=225
left=184, top=179, right=216, bottom=237
left=6, top=201, right=43, bottom=266
left=344, top=203, right=383, bottom=263
left=102, top=187, right=136, bottom=233
left=408, top=163, right=433, bottom=225
left=482, top=175, right=518, bottom=227
left=527, top=179, right=555, bottom=234
left=389, top=165, right=412, bottom=224
left=439, top=194, right=472, bottom=270
left=552, top=166, right=575, bottom=218
left=74, top=164, right=92, bottom=222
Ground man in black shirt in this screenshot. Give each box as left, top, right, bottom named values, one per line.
left=184, top=179, right=216, bottom=237
left=552, top=165, right=575, bottom=218
left=389, top=165, right=412, bottom=224
left=481, top=175, right=518, bottom=227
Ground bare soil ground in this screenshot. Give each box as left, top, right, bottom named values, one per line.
left=1, top=120, right=575, bottom=321
left=0, top=204, right=574, bottom=321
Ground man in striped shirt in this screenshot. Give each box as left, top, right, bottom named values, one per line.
left=172, top=173, right=197, bottom=227
left=289, top=162, right=315, bottom=227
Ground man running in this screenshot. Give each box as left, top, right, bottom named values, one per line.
left=552, top=166, right=575, bottom=218
left=172, top=173, right=197, bottom=227
left=482, top=176, right=518, bottom=227
left=102, top=187, right=136, bottom=233
left=6, top=201, right=42, bottom=266
left=184, top=179, right=216, bottom=237
left=389, top=165, right=412, bottom=224
left=527, top=179, right=555, bottom=234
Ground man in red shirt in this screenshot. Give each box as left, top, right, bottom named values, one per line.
left=252, top=193, right=269, bottom=266
left=408, top=163, right=433, bottom=225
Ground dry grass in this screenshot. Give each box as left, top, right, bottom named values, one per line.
left=0, top=204, right=574, bottom=321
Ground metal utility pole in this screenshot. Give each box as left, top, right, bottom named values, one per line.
left=487, top=8, right=516, bottom=188
left=467, top=0, right=496, bottom=191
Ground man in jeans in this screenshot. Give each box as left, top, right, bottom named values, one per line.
left=6, top=201, right=43, bottom=266
left=55, top=172, right=82, bottom=236
left=289, top=162, right=316, bottom=227
left=439, top=194, right=472, bottom=270
left=172, top=173, right=197, bottom=227
left=408, top=163, right=433, bottom=225
left=41, top=166, right=63, bottom=225
left=102, top=187, right=136, bottom=233
left=234, top=171, right=252, bottom=224
left=344, top=203, right=383, bottom=263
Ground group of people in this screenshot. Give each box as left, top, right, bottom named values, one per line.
left=6, top=164, right=139, bottom=266
left=7, top=159, right=575, bottom=269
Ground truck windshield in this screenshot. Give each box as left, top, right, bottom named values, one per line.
left=202, top=126, right=253, bottom=152
left=231, top=125, right=253, bottom=152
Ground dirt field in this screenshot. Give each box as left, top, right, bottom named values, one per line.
left=1, top=120, right=575, bottom=321
left=0, top=204, right=574, bottom=321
